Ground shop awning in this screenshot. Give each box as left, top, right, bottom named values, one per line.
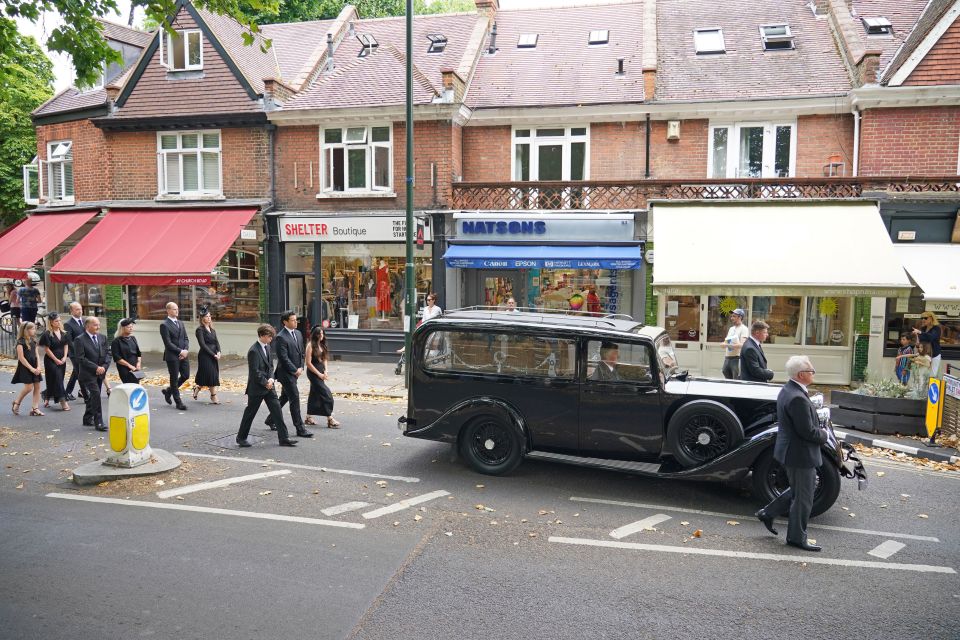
left=443, top=244, right=643, bottom=270
left=49, top=208, right=257, bottom=285
left=0, top=210, right=98, bottom=279
left=894, top=243, right=960, bottom=301
left=651, top=201, right=913, bottom=297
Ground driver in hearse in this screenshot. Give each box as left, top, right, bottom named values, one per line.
left=590, top=341, right=620, bottom=381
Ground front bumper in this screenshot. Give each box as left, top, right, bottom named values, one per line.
left=839, top=441, right=868, bottom=490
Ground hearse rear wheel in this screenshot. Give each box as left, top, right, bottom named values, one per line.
left=667, top=401, right=744, bottom=468
left=751, top=450, right=842, bottom=518
left=459, top=416, right=524, bottom=476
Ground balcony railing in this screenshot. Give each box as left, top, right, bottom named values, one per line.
left=451, top=177, right=960, bottom=210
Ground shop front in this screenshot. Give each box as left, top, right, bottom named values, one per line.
left=652, top=201, right=913, bottom=384
left=443, top=212, right=646, bottom=318
left=275, top=213, right=434, bottom=357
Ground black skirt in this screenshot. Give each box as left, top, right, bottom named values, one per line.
left=306, top=365, right=334, bottom=416
left=195, top=350, right=220, bottom=387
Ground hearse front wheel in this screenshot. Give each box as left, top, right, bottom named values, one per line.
left=751, top=450, right=842, bottom=518
left=459, top=416, right=524, bottom=476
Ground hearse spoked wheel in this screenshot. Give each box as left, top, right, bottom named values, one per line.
left=459, top=415, right=523, bottom=476
left=667, top=401, right=744, bottom=468
left=751, top=451, right=842, bottom=518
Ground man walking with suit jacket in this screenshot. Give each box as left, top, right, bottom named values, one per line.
left=236, top=324, right=297, bottom=447
left=739, top=320, right=775, bottom=383
left=265, top=311, right=313, bottom=438
left=159, top=302, right=189, bottom=411
left=755, top=355, right=828, bottom=552
left=73, top=316, right=109, bottom=431
left=64, top=301, right=86, bottom=401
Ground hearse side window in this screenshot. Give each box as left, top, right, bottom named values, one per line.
left=422, top=330, right=576, bottom=378
left=586, top=340, right=653, bottom=383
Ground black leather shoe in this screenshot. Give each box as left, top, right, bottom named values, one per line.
left=755, top=509, right=778, bottom=536
left=786, top=540, right=822, bottom=552
left=162, top=387, right=172, bottom=405
left=175, top=403, right=188, bottom=411
left=82, top=418, right=94, bottom=427
left=236, top=439, right=253, bottom=448
left=64, top=394, right=76, bottom=401
left=279, top=439, right=298, bottom=447
left=95, top=424, right=106, bottom=432
left=295, top=429, right=314, bottom=438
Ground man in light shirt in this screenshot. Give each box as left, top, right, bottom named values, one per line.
left=722, top=308, right=749, bottom=380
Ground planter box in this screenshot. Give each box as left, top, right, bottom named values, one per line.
left=832, top=391, right=925, bottom=416
left=831, top=392, right=926, bottom=436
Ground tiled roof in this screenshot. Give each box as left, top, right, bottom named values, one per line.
left=260, top=19, right=336, bottom=80
left=467, top=3, right=645, bottom=109
left=877, top=0, right=954, bottom=83
left=283, top=45, right=438, bottom=110
left=33, top=87, right=107, bottom=117
left=97, top=19, right=153, bottom=48
left=656, top=0, right=851, bottom=102
left=850, top=0, right=928, bottom=82
left=198, top=7, right=279, bottom=94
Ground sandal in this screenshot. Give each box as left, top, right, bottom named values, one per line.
left=30, top=407, right=44, bottom=416
left=210, top=393, right=221, bottom=405
left=12, top=401, right=20, bottom=416
left=193, top=386, right=201, bottom=400
left=305, top=417, right=317, bottom=426
left=60, top=401, right=71, bottom=412
left=327, top=417, right=341, bottom=429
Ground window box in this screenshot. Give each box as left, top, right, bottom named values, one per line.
left=320, top=125, right=393, bottom=195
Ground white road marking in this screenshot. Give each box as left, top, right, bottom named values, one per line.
left=175, top=451, right=420, bottom=483
left=321, top=501, right=371, bottom=516
left=362, top=490, right=450, bottom=519
left=610, top=514, right=672, bottom=539
left=47, top=493, right=364, bottom=529
left=569, top=496, right=940, bottom=542
left=868, top=540, right=906, bottom=560
left=548, top=537, right=955, bottom=574
left=156, top=470, right=291, bottom=499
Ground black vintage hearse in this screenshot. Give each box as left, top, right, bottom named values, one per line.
left=399, top=310, right=866, bottom=516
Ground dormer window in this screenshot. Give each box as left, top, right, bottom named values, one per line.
left=759, top=24, right=795, bottom=51
left=862, top=17, right=893, bottom=36
left=426, top=33, right=447, bottom=53
left=160, top=29, right=202, bottom=71
left=588, top=30, right=609, bottom=45
left=694, top=28, right=725, bottom=54
left=517, top=33, right=538, bottom=48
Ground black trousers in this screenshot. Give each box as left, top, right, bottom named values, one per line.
left=166, top=358, right=190, bottom=402
left=267, top=375, right=303, bottom=429
left=65, top=357, right=81, bottom=396
left=761, top=465, right=817, bottom=545
left=237, top=392, right=290, bottom=443
left=80, top=376, right=104, bottom=426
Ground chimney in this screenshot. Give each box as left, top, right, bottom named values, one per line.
left=475, top=0, right=499, bottom=20
left=487, top=21, right=498, bottom=54
left=326, top=33, right=335, bottom=72
left=441, top=69, right=466, bottom=102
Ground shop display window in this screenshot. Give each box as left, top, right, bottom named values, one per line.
left=664, top=295, right=700, bottom=342
left=706, top=296, right=748, bottom=342
left=805, top=297, right=851, bottom=347
left=285, top=243, right=315, bottom=273
left=752, top=296, right=801, bottom=344
left=132, top=285, right=194, bottom=321
left=884, top=294, right=960, bottom=354
left=528, top=269, right=631, bottom=316
left=54, top=283, right=105, bottom=317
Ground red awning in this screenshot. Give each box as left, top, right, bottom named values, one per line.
left=49, top=208, right=257, bottom=285
left=0, top=210, right=98, bottom=279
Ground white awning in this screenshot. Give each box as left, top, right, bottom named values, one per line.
left=894, top=243, right=960, bottom=302
left=652, top=201, right=913, bottom=297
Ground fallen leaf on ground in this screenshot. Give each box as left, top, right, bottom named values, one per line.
left=175, top=496, right=185, bottom=501
left=444, top=531, right=453, bottom=537
left=259, top=490, right=272, bottom=496
left=681, top=521, right=690, bottom=526
left=726, top=520, right=740, bottom=526
left=876, top=471, right=885, bottom=477
left=15, top=483, right=23, bottom=489
left=414, top=514, right=422, bottom=522
left=692, top=529, right=702, bottom=538
left=475, top=484, right=485, bottom=489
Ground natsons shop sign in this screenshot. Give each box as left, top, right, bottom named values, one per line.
left=454, top=213, right=635, bottom=243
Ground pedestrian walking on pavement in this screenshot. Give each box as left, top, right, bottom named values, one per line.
left=912, top=311, right=942, bottom=376
left=236, top=324, right=297, bottom=448
left=755, top=355, right=826, bottom=552
left=74, top=317, right=109, bottom=431
left=739, top=320, right=775, bottom=383
left=5, top=282, right=21, bottom=329
left=159, top=302, right=189, bottom=410
left=722, top=308, right=749, bottom=380
left=39, top=312, right=70, bottom=411
left=265, top=310, right=313, bottom=438
left=12, top=321, right=43, bottom=416
left=193, top=308, right=222, bottom=404
left=304, top=326, right=340, bottom=428
left=17, top=276, right=42, bottom=323
left=111, top=318, right=143, bottom=384
left=63, top=301, right=86, bottom=401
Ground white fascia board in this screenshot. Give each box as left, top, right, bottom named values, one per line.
left=268, top=102, right=462, bottom=126
left=464, top=95, right=851, bottom=126
left=886, top=0, right=960, bottom=87
left=851, top=84, right=960, bottom=109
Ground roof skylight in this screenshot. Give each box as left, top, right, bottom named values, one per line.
left=759, top=24, right=795, bottom=50
left=426, top=33, right=447, bottom=53
left=588, top=30, right=609, bottom=45
left=862, top=17, right=893, bottom=36
left=517, top=33, right=538, bottom=48
left=357, top=33, right=379, bottom=57
left=694, top=28, right=725, bottom=54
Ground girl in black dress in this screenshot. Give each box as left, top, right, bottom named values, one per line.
left=39, top=312, right=70, bottom=411
left=304, top=326, right=340, bottom=428
left=12, top=322, right=43, bottom=416
left=193, top=309, right=222, bottom=404
left=111, top=318, right=143, bottom=384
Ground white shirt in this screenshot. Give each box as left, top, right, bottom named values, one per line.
left=422, top=304, right=442, bottom=322
left=724, top=324, right=750, bottom=357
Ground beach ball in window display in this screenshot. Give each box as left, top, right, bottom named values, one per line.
left=568, top=292, right=585, bottom=311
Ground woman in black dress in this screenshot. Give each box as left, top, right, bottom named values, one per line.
left=193, top=309, right=222, bottom=404
left=304, top=326, right=340, bottom=428
left=39, top=312, right=70, bottom=411
left=12, top=322, right=43, bottom=416
left=111, top=318, right=143, bottom=384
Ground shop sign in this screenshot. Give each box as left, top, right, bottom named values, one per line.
left=278, top=216, right=432, bottom=243
left=926, top=301, right=960, bottom=316
left=453, top=213, right=634, bottom=243
left=444, top=257, right=642, bottom=270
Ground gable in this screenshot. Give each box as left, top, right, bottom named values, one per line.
left=114, top=5, right=261, bottom=119
left=904, top=13, right=960, bottom=86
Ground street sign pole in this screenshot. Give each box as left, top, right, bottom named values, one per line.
left=404, top=0, right=415, bottom=384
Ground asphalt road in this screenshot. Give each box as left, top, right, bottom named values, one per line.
left=1, top=379, right=958, bottom=640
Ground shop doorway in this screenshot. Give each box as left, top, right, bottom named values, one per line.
left=474, top=271, right=524, bottom=309
left=286, top=274, right=318, bottom=333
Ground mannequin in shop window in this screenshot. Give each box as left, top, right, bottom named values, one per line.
left=376, top=259, right=390, bottom=320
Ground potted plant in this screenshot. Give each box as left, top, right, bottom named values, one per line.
left=831, top=377, right=927, bottom=436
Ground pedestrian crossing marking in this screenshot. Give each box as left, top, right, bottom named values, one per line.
left=321, top=501, right=371, bottom=516
left=362, top=490, right=450, bottom=519
left=610, top=514, right=672, bottom=539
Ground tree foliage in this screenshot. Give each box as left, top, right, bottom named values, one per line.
left=257, top=0, right=476, bottom=25
left=0, top=20, right=53, bottom=226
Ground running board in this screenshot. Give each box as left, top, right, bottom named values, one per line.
left=526, top=451, right=662, bottom=475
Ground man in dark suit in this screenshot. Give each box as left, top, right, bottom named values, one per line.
left=739, top=320, right=775, bottom=383
left=265, top=310, right=313, bottom=438
left=63, top=301, right=86, bottom=401
left=159, top=301, right=189, bottom=411
left=589, top=341, right=621, bottom=381
left=755, top=355, right=828, bottom=552
left=236, top=324, right=297, bottom=447
left=73, top=316, right=109, bottom=431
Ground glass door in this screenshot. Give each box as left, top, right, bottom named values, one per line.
left=286, top=274, right=317, bottom=336
left=478, top=271, right=523, bottom=310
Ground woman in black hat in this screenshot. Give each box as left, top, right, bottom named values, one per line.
left=112, top=318, right=143, bottom=384
left=193, top=307, right=222, bottom=404
left=39, top=312, right=71, bottom=411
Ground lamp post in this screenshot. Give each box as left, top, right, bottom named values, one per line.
left=404, top=0, right=415, bottom=382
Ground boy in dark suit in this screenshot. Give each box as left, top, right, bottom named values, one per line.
left=159, top=301, right=189, bottom=410
left=739, top=320, right=775, bottom=383
left=73, top=316, right=109, bottom=431
left=236, top=324, right=297, bottom=447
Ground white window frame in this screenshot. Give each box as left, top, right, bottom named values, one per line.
left=160, top=29, right=203, bottom=71
left=22, top=157, right=40, bottom=205
left=707, top=121, right=797, bottom=178
left=510, top=126, right=590, bottom=182
left=156, top=130, right=222, bottom=197
left=759, top=24, right=795, bottom=50
left=319, top=124, right=394, bottom=196
left=46, top=140, right=74, bottom=204
left=694, top=28, right=725, bottom=54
